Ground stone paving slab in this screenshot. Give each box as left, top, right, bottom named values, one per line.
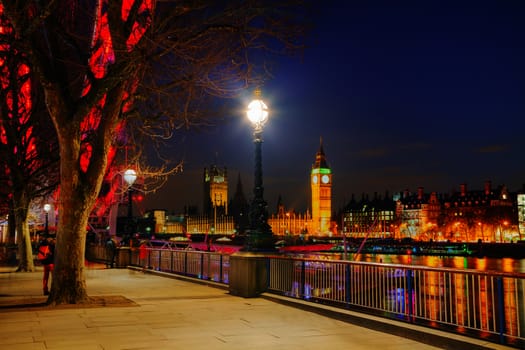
left=0, top=266, right=517, bottom=350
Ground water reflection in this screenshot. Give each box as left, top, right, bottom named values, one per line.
left=330, top=253, right=525, bottom=273
left=475, top=258, right=487, bottom=271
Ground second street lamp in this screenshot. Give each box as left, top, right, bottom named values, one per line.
left=43, top=203, right=51, bottom=236
left=123, top=169, right=137, bottom=244
left=245, top=89, right=274, bottom=251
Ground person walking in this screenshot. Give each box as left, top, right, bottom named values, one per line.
left=105, top=236, right=118, bottom=268
left=37, top=235, right=55, bottom=296
left=139, top=241, right=148, bottom=271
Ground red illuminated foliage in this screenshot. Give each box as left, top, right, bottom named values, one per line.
left=84, top=0, right=153, bottom=216
left=0, top=3, right=59, bottom=270
left=1, top=0, right=308, bottom=304
left=0, top=4, right=58, bottom=193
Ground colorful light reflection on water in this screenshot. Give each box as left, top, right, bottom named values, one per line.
left=307, top=253, right=525, bottom=274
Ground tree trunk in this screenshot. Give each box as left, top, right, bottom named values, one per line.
left=15, top=218, right=34, bottom=272
left=8, top=202, right=16, bottom=244
left=47, top=130, right=95, bottom=304
left=48, top=205, right=90, bottom=304
left=46, top=99, right=115, bottom=304
left=13, top=192, right=35, bottom=272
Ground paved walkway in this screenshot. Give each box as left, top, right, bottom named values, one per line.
left=0, top=266, right=516, bottom=350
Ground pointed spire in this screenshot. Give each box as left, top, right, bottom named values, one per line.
left=276, top=195, right=284, bottom=214
left=313, top=136, right=329, bottom=169
left=318, top=136, right=325, bottom=156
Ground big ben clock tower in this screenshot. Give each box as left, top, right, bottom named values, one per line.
left=310, top=138, right=332, bottom=235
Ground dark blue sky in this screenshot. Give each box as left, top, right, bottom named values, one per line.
left=143, top=1, right=525, bottom=215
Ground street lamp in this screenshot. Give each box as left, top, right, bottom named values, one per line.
left=123, top=169, right=137, bottom=243
left=43, top=204, right=51, bottom=236
left=245, top=88, right=274, bottom=251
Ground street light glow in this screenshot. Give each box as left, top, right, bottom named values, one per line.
left=123, top=169, right=137, bottom=186
left=247, top=99, right=269, bottom=128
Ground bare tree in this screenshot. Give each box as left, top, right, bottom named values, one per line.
left=1, top=0, right=307, bottom=304
left=0, top=6, right=59, bottom=271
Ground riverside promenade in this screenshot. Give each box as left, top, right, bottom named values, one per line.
left=0, top=265, right=517, bottom=350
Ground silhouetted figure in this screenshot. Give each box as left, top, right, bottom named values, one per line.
left=37, top=235, right=55, bottom=295
left=105, top=236, right=117, bottom=268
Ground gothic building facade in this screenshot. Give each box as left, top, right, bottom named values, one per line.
left=341, top=181, right=520, bottom=242
left=203, top=165, right=228, bottom=217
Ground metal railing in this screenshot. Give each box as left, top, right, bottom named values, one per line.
left=267, top=256, right=525, bottom=348
left=129, top=247, right=230, bottom=284
left=87, top=245, right=524, bottom=348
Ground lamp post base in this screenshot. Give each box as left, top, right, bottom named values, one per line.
left=243, top=229, right=276, bottom=252
left=229, top=251, right=269, bottom=297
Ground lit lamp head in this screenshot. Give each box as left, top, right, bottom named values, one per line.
left=43, top=204, right=51, bottom=213
left=123, top=169, right=137, bottom=187
left=247, top=89, right=269, bottom=131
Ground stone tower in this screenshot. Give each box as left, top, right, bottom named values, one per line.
left=310, top=138, right=332, bottom=235
left=203, top=165, right=228, bottom=217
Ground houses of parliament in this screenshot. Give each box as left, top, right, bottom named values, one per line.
left=140, top=140, right=333, bottom=238
left=139, top=140, right=525, bottom=243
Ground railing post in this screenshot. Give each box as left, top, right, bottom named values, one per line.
left=407, top=269, right=413, bottom=319
left=170, top=250, right=174, bottom=272
left=496, top=276, right=506, bottom=344
left=158, top=249, right=162, bottom=270
left=200, top=253, right=204, bottom=279
left=219, top=254, right=223, bottom=283
left=300, top=260, right=306, bottom=299
left=266, top=257, right=271, bottom=289
left=184, top=251, right=188, bottom=276
left=345, top=264, right=351, bottom=305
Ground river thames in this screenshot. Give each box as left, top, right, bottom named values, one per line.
left=305, top=252, right=525, bottom=274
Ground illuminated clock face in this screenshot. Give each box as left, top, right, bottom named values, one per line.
left=312, top=175, right=318, bottom=184
left=321, top=175, right=330, bottom=184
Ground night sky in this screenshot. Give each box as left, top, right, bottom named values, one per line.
left=143, top=1, right=525, bottom=215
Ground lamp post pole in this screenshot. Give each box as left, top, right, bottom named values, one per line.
left=245, top=89, right=274, bottom=251
left=44, top=204, right=51, bottom=236
left=127, top=188, right=132, bottom=227
left=123, top=169, right=137, bottom=244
